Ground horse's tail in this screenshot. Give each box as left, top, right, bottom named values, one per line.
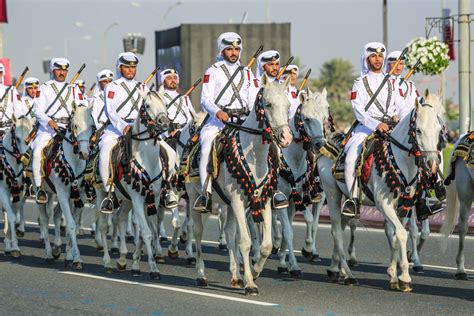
left=440, top=177, right=458, bottom=240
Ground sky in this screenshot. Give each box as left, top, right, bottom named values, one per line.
left=1, top=0, right=471, bottom=102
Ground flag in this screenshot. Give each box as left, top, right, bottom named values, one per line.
left=0, top=58, right=12, bottom=85
left=0, top=0, right=7, bottom=24
left=442, top=8, right=455, bottom=61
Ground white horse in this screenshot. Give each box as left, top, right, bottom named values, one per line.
left=441, top=132, right=474, bottom=280
left=0, top=116, right=35, bottom=258
left=186, top=75, right=292, bottom=295
left=95, top=90, right=170, bottom=279
left=318, top=90, right=444, bottom=291
left=273, top=88, right=329, bottom=276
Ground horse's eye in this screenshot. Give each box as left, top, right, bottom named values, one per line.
left=304, top=118, right=310, bottom=122
left=416, top=128, right=422, bottom=134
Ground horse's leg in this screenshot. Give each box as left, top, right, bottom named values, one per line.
left=408, top=210, right=423, bottom=272
left=455, top=189, right=472, bottom=280
left=218, top=206, right=228, bottom=250
left=52, top=198, right=63, bottom=261
left=147, top=214, right=162, bottom=261
left=417, top=218, right=430, bottom=253
left=184, top=202, right=195, bottom=262
left=57, top=189, right=82, bottom=268
left=271, top=211, right=282, bottom=253
left=37, top=202, right=54, bottom=262
left=0, top=190, right=20, bottom=256
left=2, top=208, right=12, bottom=254
left=116, top=204, right=131, bottom=270
left=15, top=197, right=26, bottom=237
left=384, top=219, right=401, bottom=288
left=191, top=202, right=209, bottom=285
left=276, top=208, right=290, bottom=273
left=253, top=203, right=273, bottom=284
left=225, top=207, right=243, bottom=287
left=247, top=215, right=261, bottom=263
left=347, top=219, right=358, bottom=267
left=168, top=206, right=181, bottom=258
left=287, top=205, right=302, bottom=277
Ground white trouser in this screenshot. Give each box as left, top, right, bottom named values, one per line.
left=344, top=124, right=372, bottom=199
left=99, top=130, right=120, bottom=192
left=31, top=130, right=54, bottom=187
left=199, top=120, right=223, bottom=193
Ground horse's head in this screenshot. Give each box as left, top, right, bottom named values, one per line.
left=412, top=89, right=445, bottom=174
left=139, top=87, right=170, bottom=137
left=71, top=103, right=95, bottom=160
left=260, top=74, right=292, bottom=148
left=12, top=115, right=36, bottom=155
left=298, top=87, right=330, bottom=150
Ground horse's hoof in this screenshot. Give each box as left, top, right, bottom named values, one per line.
left=344, top=277, right=358, bottom=286
left=131, top=269, right=141, bottom=277
left=327, top=270, right=340, bottom=283
left=290, top=269, right=303, bottom=278
left=10, top=250, right=21, bottom=259
left=413, top=266, right=424, bottom=273
left=187, top=257, right=196, bottom=265
left=218, top=244, right=228, bottom=251
left=155, top=256, right=165, bottom=263
left=45, top=257, right=55, bottom=265
left=179, top=235, right=187, bottom=244
left=398, top=280, right=413, bottom=292
left=168, top=250, right=179, bottom=259
left=96, top=246, right=104, bottom=253
left=16, top=230, right=25, bottom=238
left=245, top=287, right=259, bottom=296
left=105, top=267, right=114, bottom=274
left=252, top=271, right=260, bottom=281
left=454, top=273, right=469, bottom=280
left=301, top=247, right=312, bottom=259
left=64, top=260, right=73, bottom=267
left=277, top=267, right=288, bottom=274
left=196, top=278, right=208, bottom=287
left=110, top=248, right=120, bottom=255
left=52, top=247, right=61, bottom=260
left=72, top=262, right=83, bottom=271
left=126, top=235, right=134, bottom=243
left=348, top=259, right=359, bottom=268
left=271, top=246, right=279, bottom=255
left=4, top=251, right=11, bottom=256
left=150, top=272, right=161, bottom=280
left=116, top=262, right=127, bottom=271
left=230, top=278, right=244, bottom=288
left=310, top=254, right=321, bottom=262
left=390, top=281, right=400, bottom=290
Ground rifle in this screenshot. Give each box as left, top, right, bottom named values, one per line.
left=296, top=68, right=312, bottom=95
left=399, top=59, right=421, bottom=85
left=86, top=83, right=96, bottom=98
left=0, top=66, right=29, bottom=104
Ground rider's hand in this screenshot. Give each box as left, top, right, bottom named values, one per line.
left=123, top=125, right=132, bottom=135
left=376, top=122, right=390, bottom=133
left=392, top=115, right=400, bottom=123
left=48, top=120, right=58, bottom=130
left=216, top=110, right=229, bottom=123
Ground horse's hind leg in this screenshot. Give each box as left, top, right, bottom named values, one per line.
left=225, top=208, right=243, bottom=287
left=347, top=219, right=358, bottom=267
left=0, top=190, right=20, bottom=255
left=218, top=206, right=228, bottom=250
left=417, top=218, right=430, bottom=253
left=384, top=220, right=400, bottom=288
left=455, top=194, right=472, bottom=279
left=271, top=212, right=282, bottom=252
left=407, top=211, right=423, bottom=272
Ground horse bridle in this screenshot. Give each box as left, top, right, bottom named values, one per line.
left=131, top=92, right=170, bottom=142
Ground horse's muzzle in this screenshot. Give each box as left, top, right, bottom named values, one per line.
left=277, top=126, right=293, bottom=148
left=156, top=113, right=170, bottom=134
left=424, top=152, right=440, bottom=175
left=312, top=137, right=326, bottom=151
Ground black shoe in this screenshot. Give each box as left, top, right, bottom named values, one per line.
left=272, top=191, right=289, bottom=209
left=428, top=200, right=444, bottom=215
left=415, top=200, right=431, bottom=221
left=193, top=194, right=212, bottom=213
left=35, top=189, right=48, bottom=204
left=342, top=198, right=360, bottom=217
left=100, top=195, right=115, bottom=214
left=164, top=192, right=178, bottom=209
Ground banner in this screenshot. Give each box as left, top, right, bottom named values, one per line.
left=0, top=58, right=11, bottom=85
left=0, top=0, right=7, bottom=24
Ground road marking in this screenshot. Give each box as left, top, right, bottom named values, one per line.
left=23, top=221, right=474, bottom=273
left=58, top=271, right=279, bottom=307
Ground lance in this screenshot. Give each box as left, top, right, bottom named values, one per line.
left=364, top=47, right=408, bottom=111
left=0, top=66, right=29, bottom=104
left=86, top=82, right=96, bottom=98
left=296, top=68, right=312, bottom=95
left=399, top=59, right=421, bottom=85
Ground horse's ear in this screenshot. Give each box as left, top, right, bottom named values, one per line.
left=138, top=86, right=148, bottom=101
left=424, top=88, right=430, bottom=98
left=321, top=87, right=327, bottom=99
left=299, top=89, right=307, bottom=104
left=260, top=73, right=268, bottom=87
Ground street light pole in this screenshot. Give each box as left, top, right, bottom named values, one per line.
left=458, top=0, right=471, bottom=133
left=160, top=1, right=182, bottom=29
left=102, top=22, right=119, bottom=67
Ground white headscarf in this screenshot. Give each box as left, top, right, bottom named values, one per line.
left=216, top=32, right=242, bottom=62
left=23, top=77, right=40, bottom=97
left=49, top=57, right=70, bottom=80
left=256, top=50, right=280, bottom=79
left=96, top=69, right=114, bottom=83
left=159, top=68, right=179, bottom=85
left=284, top=64, right=299, bottom=77
left=385, top=50, right=403, bottom=73
left=360, top=42, right=386, bottom=76
left=116, top=52, right=139, bottom=79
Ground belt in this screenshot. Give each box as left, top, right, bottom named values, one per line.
left=373, top=115, right=397, bottom=127
left=223, top=108, right=249, bottom=117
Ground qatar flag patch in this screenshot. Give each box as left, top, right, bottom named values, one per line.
left=399, top=88, right=404, bottom=97
left=254, top=79, right=259, bottom=88
left=203, top=74, right=210, bottom=83
left=16, top=94, right=21, bottom=101
left=107, top=91, right=115, bottom=99
left=78, top=93, right=84, bottom=100
left=350, top=91, right=357, bottom=100
left=291, top=91, right=297, bottom=99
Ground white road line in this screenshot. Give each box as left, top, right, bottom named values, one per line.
left=23, top=221, right=474, bottom=273
left=58, top=271, right=279, bottom=307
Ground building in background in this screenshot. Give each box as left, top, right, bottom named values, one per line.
left=155, top=23, right=291, bottom=110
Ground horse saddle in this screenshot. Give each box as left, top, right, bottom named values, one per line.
left=41, top=134, right=63, bottom=177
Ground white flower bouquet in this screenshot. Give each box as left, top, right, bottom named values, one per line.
left=406, top=37, right=450, bottom=75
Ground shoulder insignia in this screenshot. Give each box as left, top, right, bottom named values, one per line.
left=107, top=91, right=115, bottom=99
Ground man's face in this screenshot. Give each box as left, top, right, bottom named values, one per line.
left=367, top=53, right=384, bottom=73
left=289, top=71, right=298, bottom=86
left=222, top=46, right=240, bottom=64
left=99, top=79, right=112, bottom=91
left=264, top=60, right=280, bottom=77
left=163, top=74, right=179, bottom=90
left=26, top=86, right=38, bottom=98
left=0, top=71, right=3, bottom=83
left=53, top=69, right=68, bottom=82
left=120, top=65, right=137, bottom=80
left=388, top=60, right=405, bottom=76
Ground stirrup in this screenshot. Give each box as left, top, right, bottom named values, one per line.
left=193, top=194, right=211, bottom=213
left=164, top=192, right=178, bottom=209
left=35, top=189, right=48, bottom=205
left=100, top=196, right=114, bottom=214
left=341, top=198, right=359, bottom=218
left=272, top=191, right=289, bottom=210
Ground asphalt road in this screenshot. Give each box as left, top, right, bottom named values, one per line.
left=0, top=200, right=473, bottom=315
